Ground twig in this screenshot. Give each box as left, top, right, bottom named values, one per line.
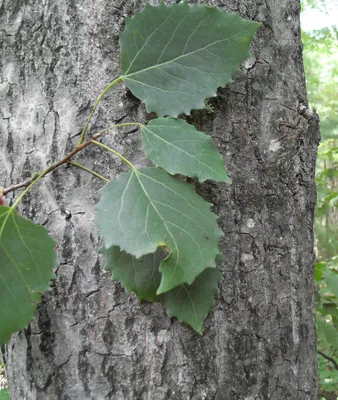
left=3, top=174, right=39, bottom=196
left=3, top=133, right=101, bottom=196
left=318, top=350, right=338, bottom=370
left=68, top=161, right=109, bottom=182
left=2, top=121, right=141, bottom=196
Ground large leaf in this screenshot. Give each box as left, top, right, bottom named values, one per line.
left=95, top=167, right=223, bottom=293
left=141, top=117, right=229, bottom=182
left=101, top=246, right=163, bottom=301
left=119, top=2, right=261, bottom=117
left=0, top=206, right=57, bottom=345
left=100, top=246, right=220, bottom=333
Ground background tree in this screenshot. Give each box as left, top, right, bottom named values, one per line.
left=0, top=0, right=319, bottom=399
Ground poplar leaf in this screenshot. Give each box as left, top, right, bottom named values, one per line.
left=95, top=167, right=223, bottom=293
left=120, top=2, right=261, bottom=117
left=101, top=246, right=163, bottom=301
left=101, top=246, right=221, bottom=333
left=161, top=267, right=221, bottom=334
left=141, top=118, right=229, bottom=182
left=0, top=206, right=57, bottom=345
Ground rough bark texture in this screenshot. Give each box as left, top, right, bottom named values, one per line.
left=0, top=0, right=320, bottom=399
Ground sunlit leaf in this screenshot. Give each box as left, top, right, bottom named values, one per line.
left=0, top=206, right=57, bottom=345
left=95, top=167, right=223, bottom=294
left=120, top=2, right=261, bottom=117
left=315, top=261, right=326, bottom=282
left=317, top=318, right=338, bottom=348
left=323, top=269, right=338, bottom=299
left=0, top=389, right=9, bottom=400
left=141, top=117, right=229, bottom=182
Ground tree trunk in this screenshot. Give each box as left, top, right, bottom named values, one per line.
left=1, top=0, right=320, bottom=399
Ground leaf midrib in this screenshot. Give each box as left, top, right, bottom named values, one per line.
left=142, top=125, right=222, bottom=178
left=133, top=170, right=180, bottom=267
left=0, top=212, right=32, bottom=324
left=122, top=30, right=244, bottom=80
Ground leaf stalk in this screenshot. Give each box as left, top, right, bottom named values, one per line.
left=92, top=140, right=136, bottom=169
left=3, top=122, right=141, bottom=201
left=77, top=76, right=123, bottom=146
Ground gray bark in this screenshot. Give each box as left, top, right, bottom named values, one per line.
left=0, top=0, right=320, bottom=399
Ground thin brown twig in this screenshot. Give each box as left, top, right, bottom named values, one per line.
left=3, top=174, right=39, bottom=196
left=3, top=131, right=102, bottom=196
left=3, top=121, right=141, bottom=197
left=318, top=350, right=338, bottom=370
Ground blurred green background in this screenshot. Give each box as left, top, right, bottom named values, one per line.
left=302, top=0, right=338, bottom=398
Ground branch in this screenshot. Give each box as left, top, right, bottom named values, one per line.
left=3, top=132, right=101, bottom=196
left=318, top=350, right=338, bottom=370
left=3, top=174, right=39, bottom=196
left=2, top=121, right=141, bottom=196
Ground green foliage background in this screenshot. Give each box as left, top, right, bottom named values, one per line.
left=302, top=0, right=338, bottom=397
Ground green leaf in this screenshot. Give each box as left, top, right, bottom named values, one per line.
left=323, top=269, right=338, bottom=299
left=95, top=167, right=223, bottom=293
left=100, top=246, right=220, bottom=333
left=0, top=206, right=57, bottom=345
left=315, top=261, right=326, bottom=282
left=141, top=117, right=229, bottom=182
left=161, top=267, right=221, bottom=334
left=317, top=318, right=338, bottom=348
left=100, top=246, right=164, bottom=301
left=0, top=389, right=9, bottom=400
left=120, top=2, right=261, bottom=117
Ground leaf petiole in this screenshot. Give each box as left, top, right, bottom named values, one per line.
left=68, top=161, right=109, bottom=182
left=77, top=76, right=123, bottom=146
left=3, top=121, right=141, bottom=200
left=92, top=140, right=136, bottom=170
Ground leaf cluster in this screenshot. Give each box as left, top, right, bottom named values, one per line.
left=0, top=2, right=260, bottom=345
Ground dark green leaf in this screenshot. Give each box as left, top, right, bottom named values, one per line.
left=100, top=246, right=220, bottom=333
left=120, top=2, right=261, bottom=117
left=141, top=117, right=229, bottom=182
left=95, top=167, right=223, bottom=294
left=0, top=206, right=57, bottom=345
left=101, top=246, right=164, bottom=301
left=161, top=267, right=221, bottom=334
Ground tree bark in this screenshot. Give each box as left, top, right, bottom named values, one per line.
left=0, top=0, right=320, bottom=399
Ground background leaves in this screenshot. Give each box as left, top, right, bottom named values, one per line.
left=302, top=0, right=338, bottom=395
left=0, top=389, right=9, bottom=400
